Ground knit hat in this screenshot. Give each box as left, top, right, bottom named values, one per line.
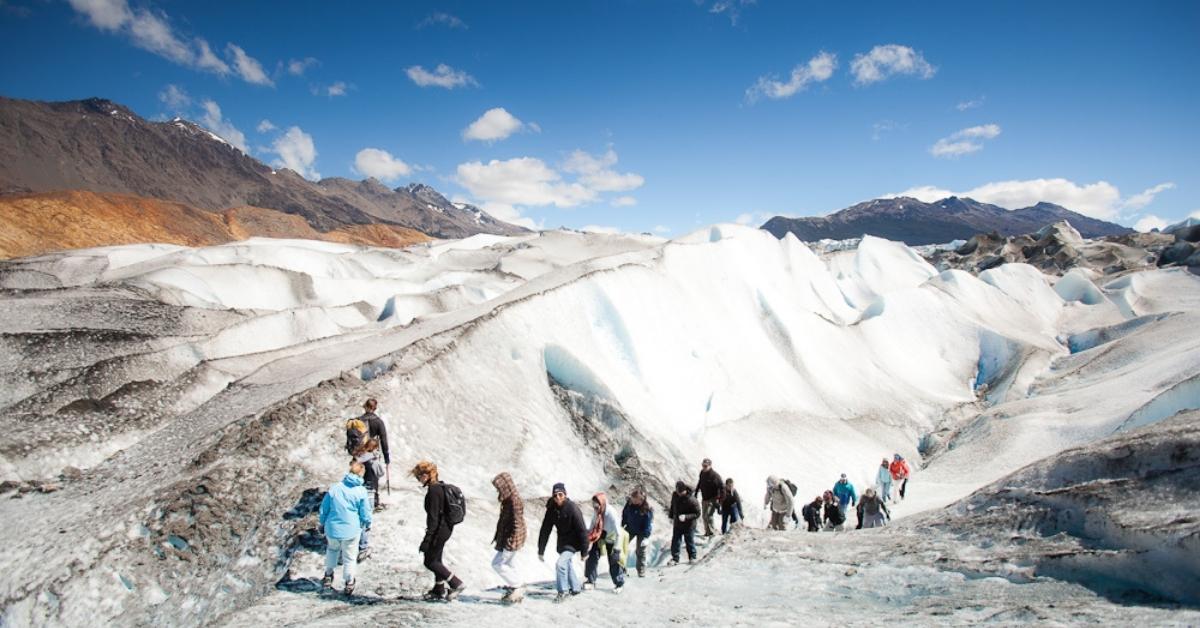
left=675, top=480, right=690, bottom=493
left=552, top=482, right=566, bottom=495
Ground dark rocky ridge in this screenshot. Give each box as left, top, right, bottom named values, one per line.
left=0, top=96, right=526, bottom=238
left=763, top=196, right=1132, bottom=245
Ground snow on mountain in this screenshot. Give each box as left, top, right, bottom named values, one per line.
left=1, top=225, right=1197, bottom=625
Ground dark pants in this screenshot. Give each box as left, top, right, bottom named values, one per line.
left=899, top=478, right=908, bottom=499
left=701, top=499, right=718, bottom=535
left=721, top=503, right=742, bottom=533
left=422, top=530, right=459, bottom=589
left=363, top=462, right=380, bottom=507
left=671, top=525, right=696, bottom=561
left=584, top=536, right=626, bottom=587
left=632, top=534, right=648, bottom=574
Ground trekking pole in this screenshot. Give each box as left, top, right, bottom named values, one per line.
left=386, top=464, right=391, bottom=496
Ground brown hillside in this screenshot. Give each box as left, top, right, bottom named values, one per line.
left=0, top=190, right=430, bottom=260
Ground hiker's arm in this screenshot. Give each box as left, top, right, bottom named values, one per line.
left=422, top=488, right=442, bottom=547
left=318, top=493, right=331, bottom=531
left=537, top=502, right=554, bottom=556
left=375, top=417, right=390, bottom=465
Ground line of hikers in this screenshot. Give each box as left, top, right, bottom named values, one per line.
left=316, top=400, right=914, bottom=602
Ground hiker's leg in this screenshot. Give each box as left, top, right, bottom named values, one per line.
left=635, top=535, right=647, bottom=574
left=605, top=538, right=625, bottom=586
left=323, top=535, right=340, bottom=580
left=492, top=550, right=520, bottom=587
left=423, top=535, right=452, bottom=583
left=584, top=542, right=600, bottom=583
left=685, top=526, right=697, bottom=559
left=701, top=500, right=715, bottom=535
left=342, top=536, right=359, bottom=583
left=670, top=528, right=682, bottom=561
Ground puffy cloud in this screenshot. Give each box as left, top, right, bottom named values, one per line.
left=886, top=178, right=1123, bottom=219
left=562, top=148, right=644, bottom=192
left=158, top=84, right=190, bottom=111
left=580, top=225, right=621, bottom=234
left=1192, top=210, right=1200, bottom=219
left=287, top=57, right=319, bottom=76
left=734, top=211, right=774, bottom=226
left=850, top=44, right=936, bottom=86
left=930, top=124, right=1001, bottom=158
left=269, top=126, right=319, bottom=180
left=746, top=51, right=836, bottom=102
left=611, top=196, right=637, bottom=207
left=197, top=99, right=247, bottom=152
left=226, top=43, right=273, bottom=86
left=406, top=64, right=477, bottom=89
left=1133, top=215, right=1168, bottom=232
left=462, top=107, right=532, bottom=143
left=1121, top=182, right=1175, bottom=210
left=457, top=157, right=596, bottom=208
left=326, top=81, right=348, bottom=97
left=416, top=12, right=467, bottom=29
left=256, top=119, right=276, bottom=133
left=354, top=148, right=411, bottom=182
left=956, top=97, right=984, bottom=111
left=67, top=0, right=279, bottom=84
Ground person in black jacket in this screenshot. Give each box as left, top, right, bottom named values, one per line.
left=412, top=461, right=464, bottom=602
left=693, top=458, right=724, bottom=537
left=801, top=496, right=822, bottom=532
left=668, top=481, right=700, bottom=565
left=822, top=490, right=845, bottom=531
left=720, top=478, right=742, bottom=534
left=358, top=399, right=390, bottom=511
left=537, top=483, right=588, bottom=602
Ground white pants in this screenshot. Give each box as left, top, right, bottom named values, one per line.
left=324, top=535, right=360, bottom=584
left=492, top=550, right=522, bottom=587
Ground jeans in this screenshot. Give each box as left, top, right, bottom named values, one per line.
left=492, top=550, right=521, bottom=588
left=324, top=534, right=360, bottom=584
left=721, top=503, right=742, bottom=533
left=632, top=534, right=648, bottom=574
left=701, top=499, right=718, bottom=535
left=670, top=525, right=696, bottom=561
left=555, top=550, right=581, bottom=593
left=358, top=527, right=369, bottom=553
left=584, top=536, right=625, bottom=587
left=880, top=481, right=893, bottom=502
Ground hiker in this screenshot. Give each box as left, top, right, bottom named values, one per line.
left=318, top=461, right=372, bottom=596
left=693, top=458, right=724, bottom=537
left=801, top=496, right=823, bottom=532
left=822, top=490, right=845, bottom=531
left=537, top=483, right=589, bottom=602
left=359, top=399, right=390, bottom=509
left=720, top=478, right=743, bottom=533
left=860, top=487, right=890, bottom=528
left=855, top=499, right=865, bottom=530
left=764, top=476, right=794, bottom=531
left=890, top=454, right=912, bottom=500
left=781, top=478, right=801, bottom=528
left=584, top=492, right=626, bottom=592
left=832, top=474, right=857, bottom=517
left=491, top=472, right=526, bottom=604
left=621, top=488, right=654, bottom=577
left=412, top=461, right=466, bottom=602
left=876, top=458, right=894, bottom=503
left=668, top=480, right=700, bottom=565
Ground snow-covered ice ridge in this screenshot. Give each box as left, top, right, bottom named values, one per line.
left=0, top=225, right=1197, bottom=626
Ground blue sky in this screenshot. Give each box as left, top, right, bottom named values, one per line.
left=1, top=0, right=1197, bottom=234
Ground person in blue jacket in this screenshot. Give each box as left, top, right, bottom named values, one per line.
left=621, top=487, right=654, bottom=577
left=832, top=473, right=857, bottom=517
left=319, top=461, right=373, bottom=595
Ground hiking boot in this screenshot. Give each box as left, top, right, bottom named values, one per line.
left=445, top=581, right=466, bottom=602
left=357, top=548, right=371, bottom=563
left=501, top=586, right=525, bottom=604
left=344, top=579, right=355, bottom=596
left=688, top=555, right=696, bottom=564
left=554, top=592, right=567, bottom=603
left=614, top=584, right=624, bottom=595
left=320, top=572, right=333, bottom=590
left=667, top=558, right=679, bottom=566
left=581, top=581, right=595, bottom=591
left=423, top=586, right=446, bottom=602
left=637, top=569, right=645, bottom=578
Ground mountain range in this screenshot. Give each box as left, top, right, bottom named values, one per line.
left=761, top=196, right=1133, bottom=245
left=0, top=96, right=525, bottom=255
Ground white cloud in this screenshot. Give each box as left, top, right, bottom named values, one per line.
left=197, top=99, right=247, bottom=152
left=226, top=43, right=273, bottom=86
left=611, top=196, right=637, bottom=207
left=956, top=97, right=984, bottom=111
left=1192, top=210, right=1200, bottom=219
left=709, top=0, right=756, bottom=25
left=406, top=64, right=477, bottom=89
left=580, top=225, right=622, bottom=234
left=871, top=120, right=901, bottom=141
left=886, top=178, right=1123, bottom=219
left=256, top=119, right=276, bottom=133
left=746, top=51, right=836, bottom=102
left=354, top=148, right=411, bottom=183
left=480, top=202, right=543, bottom=231
left=68, top=0, right=130, bottom=30
left=287, top=57, right=318, bottom=76
left=562, top=148, right=645, bottom=192
left=327, top=81, right=348, bottom=97
left=269, top=126, right=319, bottom=180
left=158, top=84, right=189, bottom=111
left=417, top=12, right=467, bottom=29
left=653, top=225, right=670, bottom=234
left=457, top=157, right=596, bottom=208
left=930, top=123, right=1001, bottom=158
left=194, top=38, right=229, bottom=75
left=127, top=8, right=191, bottom=65
left=1121, top=182, right=1175, bottom=210
left=462, top=107, right=531, bottom=142
left=850, top=44, right=935, bottom=86
left=1133, top=215, right=1168, bottom=232
left=734, top=211, right=774, bottom=226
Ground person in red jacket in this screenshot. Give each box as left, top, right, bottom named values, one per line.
left=889, top=454, right=912, bottom=500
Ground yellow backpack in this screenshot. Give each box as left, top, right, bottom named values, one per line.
left=344, top=418, right=368, bottom=455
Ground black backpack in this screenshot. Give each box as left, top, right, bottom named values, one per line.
left=441, top=482, right=466, bottom=526
left=782, top=479, right=798, bottom=496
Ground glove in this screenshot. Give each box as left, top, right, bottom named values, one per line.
left=419, top=540, right=429, bottom=554
left=678, top=515, right=687, bottom=522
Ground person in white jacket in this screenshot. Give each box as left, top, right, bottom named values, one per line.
left=583, top=492, right=626, bottom=591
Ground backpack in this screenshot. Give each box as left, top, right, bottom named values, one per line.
left=344, top=418, right=368, bottom=455
left=782, top=479, right=798, bottom=496
left=441, top=482, right=466, bottom=526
